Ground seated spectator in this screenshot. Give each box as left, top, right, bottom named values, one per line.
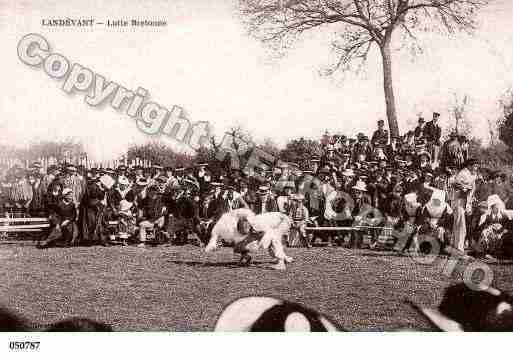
left=472, top=195, right=511, bottom=261
left=38, top=188, right=78, bottom=248
left=116, top=200, right=137, bottom=241
left=349, top=180, right=373, bottom=249
left=137, top=185, right=167, bottom=247
left=417, top=189, right=453, bottom=250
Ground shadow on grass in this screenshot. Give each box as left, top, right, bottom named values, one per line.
left=166, top=260, right=277, bottom=270
left=358, top=251, right=408, bottom=258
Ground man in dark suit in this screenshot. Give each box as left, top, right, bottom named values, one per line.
left=414, top=117, right=426, bottom=140
left=385, top=135, right=399, bottom=160
left=424, top=112, right=442, bottom=163
left=254, top=186, right=278, bottom=214
left=371, top=119, right=389, bottom=147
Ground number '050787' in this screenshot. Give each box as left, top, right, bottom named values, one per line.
left=9, top=341, right=40, bottom=350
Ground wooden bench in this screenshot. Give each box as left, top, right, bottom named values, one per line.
left=0, top=217, right=50, bottom=240
left=305, top=225, right=396, bottom=248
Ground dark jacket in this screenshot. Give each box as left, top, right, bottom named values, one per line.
left=254, top=196, right=278, bottom=214
left=371, top=129, right=389, bottom=147
left=424, top=121, right=442, bottom=145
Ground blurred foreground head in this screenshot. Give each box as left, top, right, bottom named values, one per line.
left=0, top=307, right=112, bottom=332
left=412, top=283, right=513, bottom=331
left=216, top=283, right=513, bottom=332
left=215, top=297, right=342, bottom=332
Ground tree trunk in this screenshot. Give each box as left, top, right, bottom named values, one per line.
left=380, top=40, right=399, bottom=138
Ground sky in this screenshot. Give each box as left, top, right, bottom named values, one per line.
left=1, top=0, right=513, bottom=161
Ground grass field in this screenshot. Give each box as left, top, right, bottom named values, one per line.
left=2, top=242, right=513, bottom=331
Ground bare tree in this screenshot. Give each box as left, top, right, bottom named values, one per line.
left=240, top=0, right=488, bottom=137
left=451, top=92, right=471, bottom=136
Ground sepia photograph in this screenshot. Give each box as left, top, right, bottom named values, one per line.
left=2, top=0, right=513, bottom=348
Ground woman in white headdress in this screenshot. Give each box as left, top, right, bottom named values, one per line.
left=473, top=194, right=511, bottom=260
left=417, top=189, right=453, bottom=249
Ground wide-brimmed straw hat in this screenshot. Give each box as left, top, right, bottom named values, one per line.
left=119, top=200, right=133, bottom=212
left=117, top=176, right=130, bottom=185
left=352, top=180, right=367, bottom=192
left=342, top=168, right=355, bottom=177
left=258, top=186, right=269, bottom=195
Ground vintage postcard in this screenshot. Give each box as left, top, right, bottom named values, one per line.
left=1, top=1, right=513, bottom=352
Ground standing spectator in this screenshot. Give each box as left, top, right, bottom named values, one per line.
left=371, top=119, right=389, bottom=147
left=424, top=112, right=442, bottom=163
left=28, top=171, right=45, bottom=216
left=224, top=185, right=248, bottom=211
left=288, top=194, right=310, bottom=246
left=9, top=168, right=32, bottom=216
left=79, top=176, right=110, bottom=246
left=254, top=186, right=278, bottom=214
left=452, top=158, right=479, bottom=252
left=277, top=184, right=294, bottom=214
left=41, top=165, right=59, bottom=192
left=414, top=117, right=427, bottom=140
left=385, top=135, right=399, bottom=160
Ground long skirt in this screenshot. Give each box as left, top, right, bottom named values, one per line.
left=474, top=225, right=504, bottom=256
left=79, top=204, right=105, bottom=245
left=452, top=193, right=467, bottom=252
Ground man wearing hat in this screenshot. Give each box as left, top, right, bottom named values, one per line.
left=310, top=157, right=321, bottom=174
left=195, top=164, right=210, bottom=194
left=385, top=135, right=399, bottom=160
left=59, top=164, right=85, bottom=210
left=288, top=194, right=310, bottom=247
left=134, top=177, right=149, bottom=204
left=38, top=187, right=78, bottom=248
left=254, top=186, right=278, bottom=214
left=116, top=165, right=128, bottom=177
left=404, top=153, right=415, bottom=171
left=151, top=164, right=164, bottom=180
left=238, top=180, right=256, bottom=212
left=401, top=131, right=416, bottom=154
left=137, top=185, right=168, bottom=246
left=277, top=183, right=294, bottom=214
left=204, top=181, right=226, bottom=220
left=489, top=170, right=511, bottom=205
left=9, top=167, right=32, bottom=215
left=353, top=135, right=372, bottom=162
left=41, top=165, right=60, bottom=192
left=414, top=117, right=427, bottom=140
left=87, top=168, right=100, bottom=183
left=27, top=170, right=45, bottom=217
left=417, top=151, right=432, bottom=172
left=173, top=184, right=203, bottom=246
left=106, top=175, right=136, bottom=221
left=222, top=185, right=248, bottom=212
left=371, top=119, right=389, bottom=147
left=320, top=148, right=341, bottom=170
left=425, top=112, right=442, bottom=163
left=349, top=179, right=372, bottom=249
left=133, top=165, right=144, bottom=180
left=79, top=175, right=110, bottom=246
